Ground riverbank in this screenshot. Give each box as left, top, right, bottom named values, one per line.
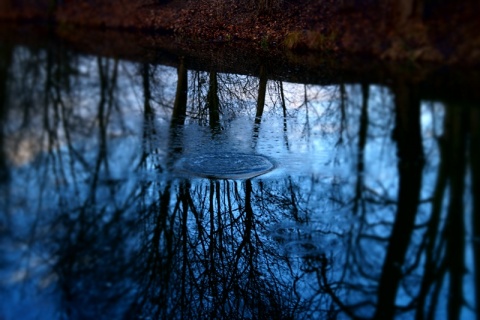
left=1, top=0, right=479, bottom=65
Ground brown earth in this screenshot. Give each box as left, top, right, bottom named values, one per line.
left=1, top=0, right=480, bottom=66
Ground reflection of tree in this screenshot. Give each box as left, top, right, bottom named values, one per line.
left=88, top=57, right=119, bottom=199
left=0, top=43, right=11, bottom=184
left=415, top=103, right=469, bottom=320
left=415, top=103, right=449, bottom=319
left=45, top=55, right=139, bottom=319
left=128, top=177, right=301, bottom=318
left=303, top=82, right=477, bottom=319
left=471, top=106, right=480, bottom=319
left=139, top=62, right=156, bottom=169
left=1, top=44, right=478, bottom=320
left=255, top=65, right=267, bottom=124
left=125, top=63, right=304, bottom=318
left=443, top=105, right=467, bottom=320
left=207, top=71, right=221, bottom=132
left=173, top=58, right=188, bottom=126
left=0, top=46, right=143, bottom=318
left=375, top=83, right=424, bottom=319
left=277, top=80, right=290, bottom=150
left=167, top=59, right=188, bottom=163
left=353, top=82, right=369, bottom=216
left=0, top=43, right=12, bottom=250
left=252, top=65, right=267, bottom=145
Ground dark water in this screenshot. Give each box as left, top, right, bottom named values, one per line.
left=0, top=39, right=479, bottom=320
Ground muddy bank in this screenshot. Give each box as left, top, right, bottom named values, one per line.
left=0, top=0, right=479, bottom=65
left=1, top=23, right=479, bottom=105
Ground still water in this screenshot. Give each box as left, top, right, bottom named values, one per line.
left=0, top=39, right=479, bottom=319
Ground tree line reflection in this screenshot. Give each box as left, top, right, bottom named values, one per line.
left=0, top=43, right=478, bottom=319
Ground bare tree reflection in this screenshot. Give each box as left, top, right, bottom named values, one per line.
left=139, top=62, right=157, bottom=170
left=353, top=82, right=369, bottom=216
left=125, top=63, right=303, bottom=318
left=471, top=106, right=480, bottom=320
left=0, top=43, right=477, bottom=320
left=414, top=102, right=469, bottom=320
left=168, top=58, right=188, bottom=164
left=207, top=71, right=221, bottom=132
left=374, top=83, right=424, bottom=319
left=126, top=176, right=302, bottom=318
left=44, top=55, right=142, bottom=319
left=0, top=43, right=11, bottom=184
left=300, top=82, right=477, bottom=319
left=277, top=80, right=290, bottom=150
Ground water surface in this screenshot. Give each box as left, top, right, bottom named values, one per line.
left=0, top=39, right=479, bottom=319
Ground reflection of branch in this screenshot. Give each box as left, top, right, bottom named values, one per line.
left=88, top=57, right=118, bottom=202
left=415, top=104, right=469, bottom=320
left=425, top=257, right=448, bottom=320
left=314, top=254, right=370, bottom=320
left=173, top=179, right=301, bottom=318
left=416, top=133, right=449, bottom=318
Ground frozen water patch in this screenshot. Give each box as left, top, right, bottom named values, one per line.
left=174, top=153, right=275, bottom=180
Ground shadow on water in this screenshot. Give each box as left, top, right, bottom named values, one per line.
left=0, top=35, right=479, bottom=320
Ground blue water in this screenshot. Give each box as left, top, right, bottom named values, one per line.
left=0, top=43, right=478, bottom=319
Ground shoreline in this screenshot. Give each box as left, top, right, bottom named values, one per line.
left=1, top=0, right=479, bottom=66
left=1, top=22, right=480, bottom=105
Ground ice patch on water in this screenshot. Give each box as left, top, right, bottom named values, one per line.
left=174, top=152, right=275, bottom=180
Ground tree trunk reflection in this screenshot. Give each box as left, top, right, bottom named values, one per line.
left=353, top=82, right=369, bottom=216
left=172, top=58, right=188, bottom=126
left=471, top=107, right=480, bottom=320
left=168, top=58, right=188, bottom=164
left=207, top=71, right=220, bottom=132
left=375, top=83, right=424, bottom=319
left=444, top=104, right=467, bottom=320
left=0, top=43, right=11, bottom=184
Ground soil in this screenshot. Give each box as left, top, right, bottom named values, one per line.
left=1, top=0, right=480, bottom=66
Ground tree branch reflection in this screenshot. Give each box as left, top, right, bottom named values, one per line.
left=0, top=44, right=477, bottom=319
